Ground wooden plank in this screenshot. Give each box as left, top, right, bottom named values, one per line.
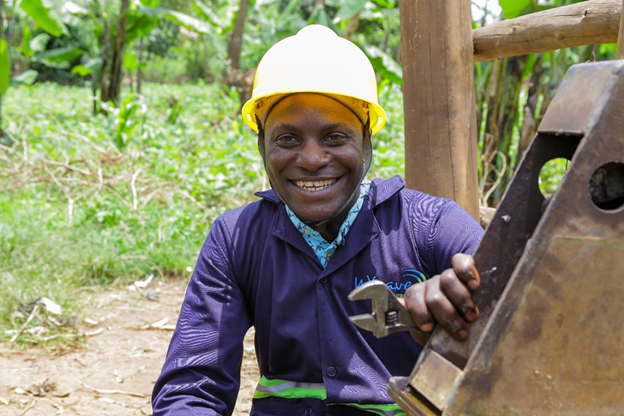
left=474, top=0, right=622, bottom=62
left=399, top=0, right=479, bottom=220
left=617, top=0, right=624, bottom=58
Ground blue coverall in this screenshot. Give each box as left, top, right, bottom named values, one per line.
left=152, top=176, right=483, bottom=415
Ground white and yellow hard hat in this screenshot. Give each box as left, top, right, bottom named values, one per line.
left=241, top=25, right=387, bottom=135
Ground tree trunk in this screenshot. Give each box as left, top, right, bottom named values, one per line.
left=91, top=70, right=99, bottom=114
left=227, top=0, right=249, bottom=73
left=475, top=61, right=494, bottom=150
left=343, top=12, right=361, bottom=40
left=480, top=54, right=535, bottom=207
left=100, top=19, right=110, bottom=105
left=516, top=54, right=544, bottom=168
left=137, top=37, right=144, bottom=94
left=0, top=0, right=4, bottom=45
left=488, top=56, right=527, bottom=206
left=107, top=0, right=129, bottom=104
left=480, top=58, right=503, bottom=206
left=5, top=0, right=13, bottom=44
left=399, top=0, right=479, bottom=220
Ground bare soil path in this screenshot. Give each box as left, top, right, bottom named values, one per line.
left=0, top=278, right=258, bottom=415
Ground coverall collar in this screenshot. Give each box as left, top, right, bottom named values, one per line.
left=254, top=176, right=407, bottom=274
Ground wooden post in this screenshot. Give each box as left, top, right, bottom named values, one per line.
left=399, top=0, right=479, bottom=220
left=617, top=0, right=624, bottom=59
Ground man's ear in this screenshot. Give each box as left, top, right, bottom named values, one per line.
left=363, top=117, right=371, bottom=141
left=256, top=115, right=277, bottom=194
left=362, top=117, right=373, bottom=175
left=256, top=115, right=267, bottom=165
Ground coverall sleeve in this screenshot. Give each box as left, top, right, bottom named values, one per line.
left=427, top=199, right=484, bottom=275
left=152, top=217, right=252, bottom=415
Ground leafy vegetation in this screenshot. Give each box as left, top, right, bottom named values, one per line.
left=0, top=80, right=405, bottom=345
left=0, top=0, right=620, bottom=345
left=0, top=82, right=251, bottom=344
left=474, top=0, right=619, bottom=206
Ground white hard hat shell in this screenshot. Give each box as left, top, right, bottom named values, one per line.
left=241, top=25, right=387, bottom=135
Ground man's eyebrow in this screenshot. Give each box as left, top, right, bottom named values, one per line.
left=269, top=122, right=356, bottom=134
left=269, top=123, right=301, bottom=134
left=321, top=122, right=356, bottom=133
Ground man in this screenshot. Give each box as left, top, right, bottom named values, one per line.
left=153, top=25, right=483, bottom=416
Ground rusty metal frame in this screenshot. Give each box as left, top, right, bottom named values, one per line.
left=389, top=61, right=624, bottom=415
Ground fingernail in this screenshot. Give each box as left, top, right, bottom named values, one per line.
left=457, top=330, right=468, bottom=340
left=468, top=279, right=479, bottom=290
left=421, top=323, right=434, bottom=332
left=466, top=312, right=478, bottom=321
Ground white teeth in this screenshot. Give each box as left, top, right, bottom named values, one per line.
left=294, top=179, right=337, bottom=192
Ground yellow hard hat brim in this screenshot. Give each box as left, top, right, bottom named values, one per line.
left=242, top=91, right=387, bottom=135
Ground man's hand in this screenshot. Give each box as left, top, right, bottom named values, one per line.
left=403, top=253, right=480, bottom=341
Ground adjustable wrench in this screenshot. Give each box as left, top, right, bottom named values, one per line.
left=348, top=280, right=429, bottom=339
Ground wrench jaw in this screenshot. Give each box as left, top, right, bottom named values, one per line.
left=347, top=280, right=390, bottom=301
left=349, top=313, right=379, bottom=334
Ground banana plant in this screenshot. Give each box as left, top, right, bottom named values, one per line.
left=65, top=0, right=216, bottom=110
left=475, top=0, right=615, bottom=206
left=0, top=0, right=67, bottom=133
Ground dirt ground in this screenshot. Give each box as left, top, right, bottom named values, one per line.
left=0, top=278, right=259, bottom=415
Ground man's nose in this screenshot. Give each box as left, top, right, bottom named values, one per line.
left=295, top=139, right=330, bottom=172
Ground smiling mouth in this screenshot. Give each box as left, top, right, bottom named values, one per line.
left=293, top=178, right=338, bottom=192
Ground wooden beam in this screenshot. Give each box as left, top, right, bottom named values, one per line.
left=617, top=0, right=624, bottom=58
left=399, top=0, right=480, bottom=220
left=474, top=0, right=623, bottom=62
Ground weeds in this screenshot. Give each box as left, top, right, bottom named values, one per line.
left=0, top=81, right=407, bottom=346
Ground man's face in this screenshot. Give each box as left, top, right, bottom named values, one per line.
left=263, top=93, right=365, bottom=224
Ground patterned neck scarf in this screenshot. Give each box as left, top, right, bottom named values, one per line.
left=285, top=179, right=371, bottom=268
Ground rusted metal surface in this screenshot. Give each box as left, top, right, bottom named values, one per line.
left=389, top=61, right=624, bottom=415
left=407, top=350, right=462, bottom=410
left=538, top=62, right=623, bottom=136
left=449, top=238, right=624, bottom=414
left=388, top=377, right=439, bottom=416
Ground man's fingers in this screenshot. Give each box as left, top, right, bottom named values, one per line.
left=439, top=269, right=479, bottom=322
left=404, top=257, right=481, bottom=341
left=451, top=253, right=480, bottom=290
left=425, top=279, right=468, bottom=340
left=404, top=283, right=435, bottom=333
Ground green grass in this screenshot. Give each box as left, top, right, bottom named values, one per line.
left=0, top=81, right=406, bottom=346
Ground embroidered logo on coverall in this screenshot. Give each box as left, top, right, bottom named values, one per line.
left=354, top=270, right=427, bottom=296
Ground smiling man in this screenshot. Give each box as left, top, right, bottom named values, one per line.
left=152, top=25, right=484, bottom=416
left=262, top=93, right=368, bottom=244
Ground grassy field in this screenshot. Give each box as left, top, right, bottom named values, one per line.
left=0, top=81, right=406, bottom=345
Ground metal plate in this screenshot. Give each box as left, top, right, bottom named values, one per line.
left=538, top=61, right=624, bottom=136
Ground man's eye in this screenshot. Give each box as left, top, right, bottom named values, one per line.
left=326, top=134, right=348, bottom=145
left=275, top=135, right=298, bottom=146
